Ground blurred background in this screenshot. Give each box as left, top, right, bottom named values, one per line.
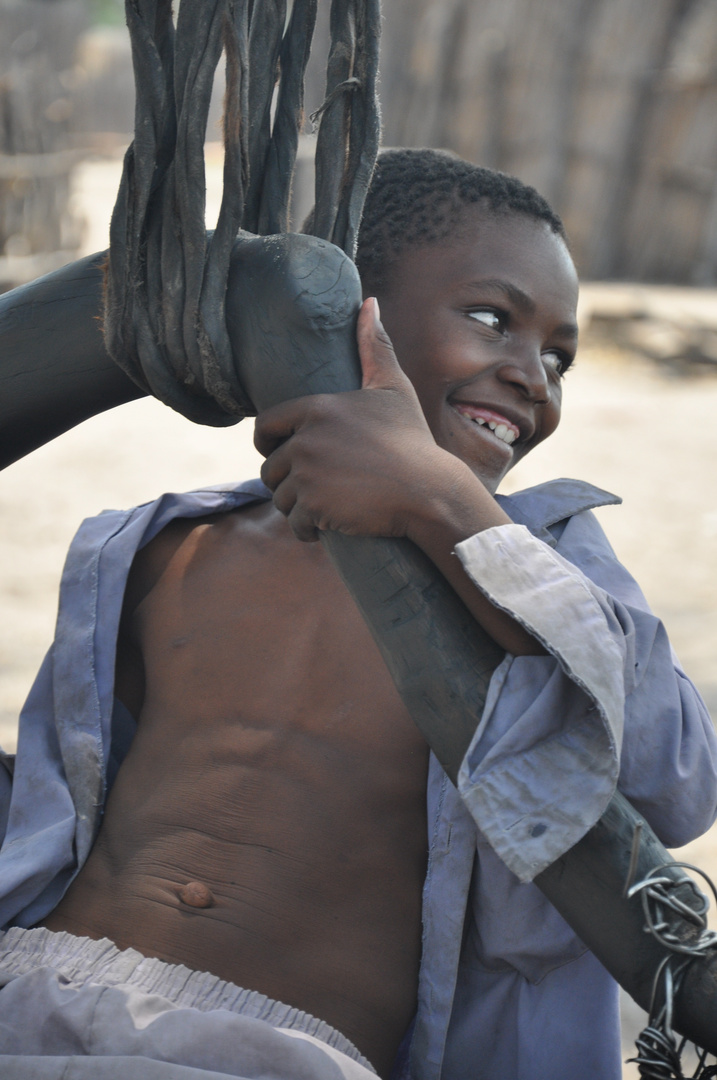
left=1, top=0, right=717, bottom=1072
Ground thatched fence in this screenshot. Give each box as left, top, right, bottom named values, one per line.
left=0, top=0, right=88, bottom=289
left=377, top=0, right=717, bottom=284
left=2, top=0, right=717, bottom=288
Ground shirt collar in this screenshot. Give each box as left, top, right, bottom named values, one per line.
left=496, top=478, right=621, bottom=547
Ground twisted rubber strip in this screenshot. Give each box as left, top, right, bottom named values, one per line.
left=105, top=0, right=251, bottom=424
left=104, top=0, right=381, bottom=426
left=311, top=0, right=381, bottom=257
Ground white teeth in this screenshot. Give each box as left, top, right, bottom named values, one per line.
left=465, top=411, right=517, bottom=446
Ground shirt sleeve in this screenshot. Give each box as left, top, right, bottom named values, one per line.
left=453, top=514, right=717, bottom=883
left=0, top=752, right=13, bottom=846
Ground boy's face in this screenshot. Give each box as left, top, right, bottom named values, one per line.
left=375, top=207, right=579, bottom=493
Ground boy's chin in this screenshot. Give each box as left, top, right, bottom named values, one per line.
left=467, top=464, right=508, bottom=495
left=479, top=446, right=533, bottom=493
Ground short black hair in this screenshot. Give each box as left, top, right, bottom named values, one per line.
left=355, top=148, right=567, bottom=293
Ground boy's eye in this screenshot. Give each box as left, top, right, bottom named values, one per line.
left=542, top=350, right=571, bottom=378
left=468, top=308, right=504, bottom=331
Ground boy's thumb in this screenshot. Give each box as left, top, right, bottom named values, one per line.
left=358, top=297, right=402, bottom=390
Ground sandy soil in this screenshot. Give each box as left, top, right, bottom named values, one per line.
left=2, top=155, right=717, bottom=1073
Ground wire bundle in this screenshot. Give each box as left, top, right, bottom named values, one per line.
left=626, top=863, right=717, bottom=1079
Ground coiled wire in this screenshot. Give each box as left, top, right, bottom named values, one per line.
left=626, top=861, right=717, bottom=1079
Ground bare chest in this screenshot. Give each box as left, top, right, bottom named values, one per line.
left=134, top=510, right=427, bottom=764
left=118, top=523, right=428, bottom=928
left=68, top=508, right=431, bottom=1072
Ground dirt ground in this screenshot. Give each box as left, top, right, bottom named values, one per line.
left=1, top=156, right=716, bottom=1073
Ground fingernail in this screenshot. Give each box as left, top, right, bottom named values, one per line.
left=372, top=297, right=381, bottom=324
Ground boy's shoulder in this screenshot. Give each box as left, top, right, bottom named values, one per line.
left=58, top=480, right=275, bottom=638
left=72, top=475, right=620, bottom=578
left=71, top=478, right=273, bottom=557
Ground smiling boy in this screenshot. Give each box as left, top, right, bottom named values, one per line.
left=0, top=149, right=715, bottom=1080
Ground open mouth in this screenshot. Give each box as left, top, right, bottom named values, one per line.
left=451, top=404, right=520, bottom=447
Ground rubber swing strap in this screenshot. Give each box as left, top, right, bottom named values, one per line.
left=103, top=0, right=380, bottom=427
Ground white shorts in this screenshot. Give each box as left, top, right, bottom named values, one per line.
left=0, top=926, right=377, bottom=1079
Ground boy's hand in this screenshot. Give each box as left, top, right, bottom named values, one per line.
left=255, top=298, right=544, bottom=657
left=255, top=298, right=470, bottom=543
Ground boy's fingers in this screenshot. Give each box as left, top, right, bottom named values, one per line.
left=270, top=475, right=297, bottom=518
left=259, top=439, right=292, bottom=491
left=269, top=477, right=320, bottom=542
left=357, top=297, right=403, bottom=390
left=253, top=399, right=303, bottom=458
left=287, top=505, right=320, bottom=543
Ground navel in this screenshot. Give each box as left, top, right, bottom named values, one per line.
left=178, top=880, right=215, bottom=908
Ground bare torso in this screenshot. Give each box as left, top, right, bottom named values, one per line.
left=42, top=499, right=429, bottom=1077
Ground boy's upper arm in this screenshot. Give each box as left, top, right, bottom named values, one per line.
left=455, top=506, right=717, bottom=872
left=554, top=510, right=717, bottom=842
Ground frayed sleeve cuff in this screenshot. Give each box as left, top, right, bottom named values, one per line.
left=454, top=524, right=625, bottom=881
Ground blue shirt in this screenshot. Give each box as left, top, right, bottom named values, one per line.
left=0, top=477, right=715, bottom=1080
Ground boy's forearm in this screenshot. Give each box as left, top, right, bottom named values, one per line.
left=404, top=464, right=547, bottom=657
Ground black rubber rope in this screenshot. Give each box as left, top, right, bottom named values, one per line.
left=104, top=0, right=382, bottom=426
left=258, top=0, right=319, bottom=236
left=243, top=0, right=287, bottom=234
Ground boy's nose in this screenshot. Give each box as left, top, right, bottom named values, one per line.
left=496, top=349, right=551, bottom=405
